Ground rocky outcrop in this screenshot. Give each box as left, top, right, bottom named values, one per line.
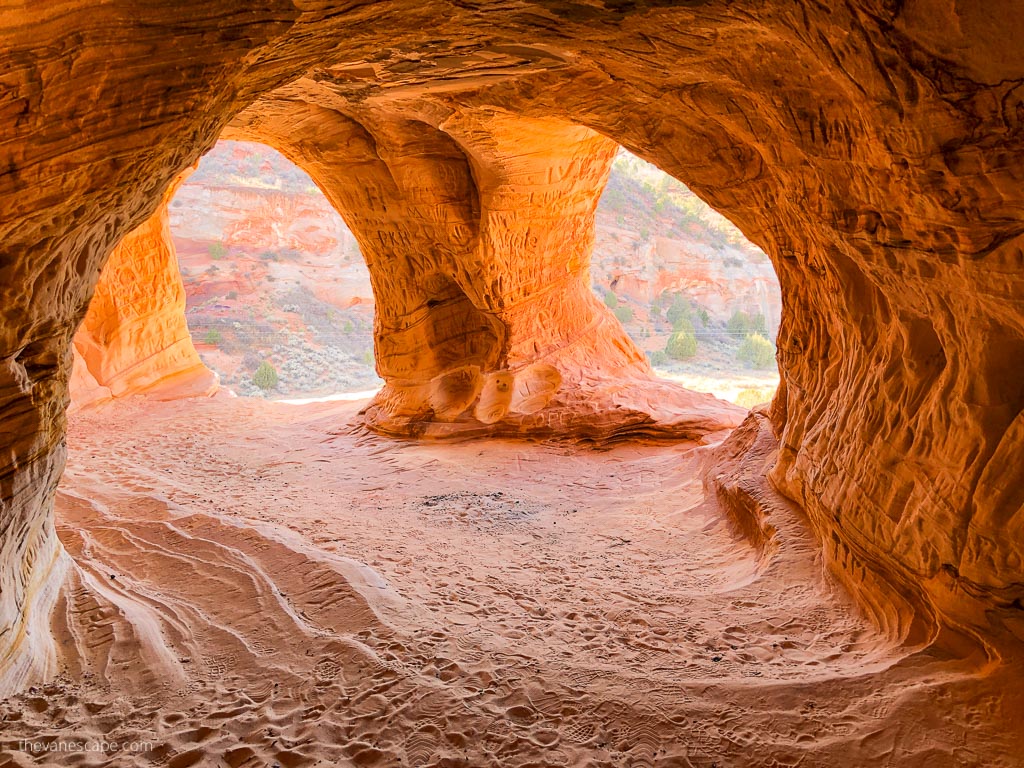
left=598, top=234, right=781, bottom=335
left=225, top=103, right=741, bottom=440
left=69, top=175, right=218, bottom=410
left=1, top=1, right=1023, bottom=693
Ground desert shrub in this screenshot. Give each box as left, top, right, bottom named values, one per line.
left=202, top=329, right=222, bottom=346
left=648, top=349, right=668, bottom=366
left=666, top=296, right=692, bottom=330
left=613, top=306, right=633, bottom=324
left=226, top=290, right=238, bottom=300
left=666, top=329, right=697, bottom=360
left=343, top=320, right=355, bottom=334
left=727, top=310, right=768, bottom=337
left=603, top=290, right=618, bottom=309
left=207, top=242, right=227, bottom=260
left=253, top=361, right=279, bottom=390
left=737, top=333, right=776, bottom=369
left=698, top=308, right=710, bottom=326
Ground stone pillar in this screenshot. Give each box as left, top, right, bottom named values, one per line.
left=228, top=101, right=741, bottom=440
left=70, top=174, right=218, bottom=409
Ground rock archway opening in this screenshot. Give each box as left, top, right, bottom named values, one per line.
left=169, top=140, right=381, bottom=401
left=70, top=137, right=781, bottom=419
left=594, top=148, right=782, bottom=408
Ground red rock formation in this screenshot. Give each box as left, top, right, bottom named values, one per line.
left=1, top=1, right=1023, bottom=694
left=226, top=103, right=740, bottom=440
left=69, top=175, right=218, bottom=410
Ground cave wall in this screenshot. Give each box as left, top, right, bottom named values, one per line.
left=226, top=100, right=740, bottom=438
left=69, top=174, right=217, bottom=411
left=2, top=0, right=1023, bottom=691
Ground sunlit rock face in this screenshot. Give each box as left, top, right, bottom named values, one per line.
left=69, top=175, right=218, bottom=411
left=1, top=1, right=1023, bottom=691
left=226, top=104, right=740, bottom=440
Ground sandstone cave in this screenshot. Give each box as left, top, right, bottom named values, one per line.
left=1, top=3, right=1023, bottom=767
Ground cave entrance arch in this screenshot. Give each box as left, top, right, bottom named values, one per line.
left=72, top=136, right=781, bottom=418
left=168, top=140, right=381, bottom=401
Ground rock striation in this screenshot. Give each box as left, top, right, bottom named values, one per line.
left=69, top=174, right=218, bottom=411
left=226, top=102, right=740, bottom=440
left=1, top=1, right=1023, bottom=693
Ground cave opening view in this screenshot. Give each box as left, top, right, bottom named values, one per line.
left=2, top=7, right=1024, bottom=768
left=167, top=141, right=781, bottom=406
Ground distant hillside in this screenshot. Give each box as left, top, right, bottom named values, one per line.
left=592, top=150, right=781, bottom=384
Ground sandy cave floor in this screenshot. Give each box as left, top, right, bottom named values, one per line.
left=0, top=394, right=1020, bottom=768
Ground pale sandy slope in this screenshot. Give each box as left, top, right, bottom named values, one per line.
left=0, top=395, right=1019, bottom=767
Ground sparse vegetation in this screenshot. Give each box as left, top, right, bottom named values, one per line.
left=727, top=310, right=768, bottom=337
left=735, top=386, right=776, bottom=409
left=603, top=290, right=618, bottom=309
left=253, top=361, right=279, bottom=390
left=666, top=328, right=698, bottom=360
left=737, top=333, right=776, bottom=370
left=666, top=295, right=692, bottom=330
left=600, top=150, right=750, bottom=248
left=613, top=306, right=633, bottom=324
left=648, top=349, right=668, bottom=366
left=208, top=241, right=227, bottom=260
left=203, top=329, right=223, bottom=346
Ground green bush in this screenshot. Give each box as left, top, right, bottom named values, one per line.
left=613, top=306, right=633, bottom=324
left=226, top=290, right=238, bottom=300
left=603, top=290, right=618, bottom=309
left=727, top=310, right=768, bottom=337
left=207, top=242, right=227, bottom=260
left=648, top=349, right=668, bottom=366
left=666, top=329, right=697, bottom=360
left=698, top=309, right=710, bottom=326
left=202, top=329, right=222, bottom=346
left=666, top=296, right=692, bottom=330
left=737, top=333, right=776, bottom=369
left=343, top=320, right=355, bottom=334
left=253, top=361, right=279, bottom=390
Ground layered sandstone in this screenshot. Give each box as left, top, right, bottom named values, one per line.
left=69, top=175, right=218, bottom=410
left=225, top=103, right=741, bottom=440
left=1, top=0, right=1023, bottom=696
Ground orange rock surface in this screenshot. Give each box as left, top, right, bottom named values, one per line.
left=0, top=1, right=1022, bottom=732
left=69, top=175, right=217, bottom=410
left=226, top=104, right=741, bottom=439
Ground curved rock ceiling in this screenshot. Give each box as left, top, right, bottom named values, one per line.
left=1, top=0, right=1023, bottom=692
